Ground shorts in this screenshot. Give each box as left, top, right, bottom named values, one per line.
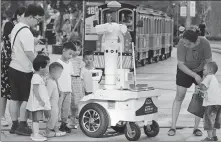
left=204, top=105, right=221, bottom=130
left=8, top=67, right=33, bottom=101
left=176, top=67, right=203, bottom=88
left=27, top=110, right=44, bottom=122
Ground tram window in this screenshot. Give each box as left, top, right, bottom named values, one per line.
left=101, top=9, right=114, bottom=24
left=154, top=19, right=156, bottom=34
left=149, top=18, right=152, bottom=34
left=119, top=9, right=134, bottom=31
left=144, top=18, right=147, bottom=34
left=157, top=20, right=159, bottom=34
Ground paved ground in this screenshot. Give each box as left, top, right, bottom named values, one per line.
left=1, top=44, right=221, bottom=141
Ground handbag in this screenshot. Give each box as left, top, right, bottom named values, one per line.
left=187, top=92, right=206, bottom=118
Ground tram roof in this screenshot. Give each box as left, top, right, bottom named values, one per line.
left=98, top=2, right=136, bottom=9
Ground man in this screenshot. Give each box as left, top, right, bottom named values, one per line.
left=8, top=4, right=44, bottom=136
left=199, top=22, right=206, bottom=37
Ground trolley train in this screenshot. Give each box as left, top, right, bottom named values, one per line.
left=84, top=2, right=174, bottom=70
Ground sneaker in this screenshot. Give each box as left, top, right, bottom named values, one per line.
left=1, top=117, right=9, bottom=127
left=9, top=123, right=19, bottom=134
left=31, top=133, right=47, bottom=141
left=201, top=137, right=214, bottom=141
left=15, top=124, right=32, bottom=136
left=213, top=136, right=218, bottom=141
left=59, top=123, right=71, bottom=133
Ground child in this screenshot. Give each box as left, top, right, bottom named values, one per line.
left=198, top=61, right=221, bottom=141
left=45, top=62, right=66, bottom=137
left=26, top=55, right=51, bottom=141
left=81, top=51, right=94, bottom=95
left=57, top=41, right=75, bottom=133
left=69, top=42, right=85, bottom=129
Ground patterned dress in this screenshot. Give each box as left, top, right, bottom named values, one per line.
left=70, top=56, right=85, bottom=117
left=1, top=21, right=14, bottom=99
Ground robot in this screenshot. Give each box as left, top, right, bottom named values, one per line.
left=78, top=1, right=161, bottom=141
left=95, top=22, right=128, bottom=90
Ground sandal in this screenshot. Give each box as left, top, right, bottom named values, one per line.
left=193, top=129, right=203, bottom=136
left=168, top=128, right=176, bottom=136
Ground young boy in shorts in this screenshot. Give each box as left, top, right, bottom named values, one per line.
left=45, top=62, right=66, bottom=137
left=198, top=61, right=221, bottom=141
left=57, top=42, right=76, bottom=133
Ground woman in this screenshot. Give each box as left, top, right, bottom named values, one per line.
left=168, top=28, right=212, bottom=136
left=1, top=7, right=26, bottom=127
left=62, top=19, right=72, bottom=39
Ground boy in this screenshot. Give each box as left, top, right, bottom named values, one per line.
left=57, top=42, right=76, bottom=133
left=198, top=61, right=221, bottom=141
left=45, top=62, right=66, bottom=137
left=81, top=51, right=94, bottom=95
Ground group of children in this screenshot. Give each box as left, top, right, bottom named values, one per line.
left=26, top=41, right=95, bottom=141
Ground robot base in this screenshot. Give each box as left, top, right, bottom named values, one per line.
left=78, top=88, right=161, bottom=141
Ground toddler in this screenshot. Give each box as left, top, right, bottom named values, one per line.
left=198, top=61, right=221, bottom=141
left=57, top=41, right=75, bottom=133
left=26, top=55, right=51, bottom=141
left=81, top=51, right=94, bottom=95
left=45, top=62, right=66, bottom=137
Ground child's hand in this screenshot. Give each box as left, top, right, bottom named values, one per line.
left=39, top=101, right=45, bottom=107
left=44, top=110, right=51, bottom=119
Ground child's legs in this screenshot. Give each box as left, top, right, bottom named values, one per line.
left=70, top=93, right=77, bottom=123
left=47, top=104, right=59, bottom=130
left=204, top=106, right=220, bottom=138
left=31, top=111, right=44, bottom=135
left=60, top=92, right=71, bottom=123
left=213, top=105, right=221, bottom=136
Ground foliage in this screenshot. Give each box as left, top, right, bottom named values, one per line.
left=206, top=35, right=221, bottom=41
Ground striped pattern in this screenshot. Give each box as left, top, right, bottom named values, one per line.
left=94, top=54, right=133, bottom=69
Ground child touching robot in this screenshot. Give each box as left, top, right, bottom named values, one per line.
left=197, top=61, right=221, bottom=141
left=81, top=51, right=94, bottom=95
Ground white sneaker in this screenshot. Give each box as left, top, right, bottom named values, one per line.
left=1, top=117, right=9, bottom=127
left=30, top=133, right=47, bottom=141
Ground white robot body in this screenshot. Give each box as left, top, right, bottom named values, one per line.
left=95, top=22, right=127, bottom=90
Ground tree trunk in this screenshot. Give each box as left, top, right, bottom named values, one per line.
left=207, top=1, right=221, bottom=36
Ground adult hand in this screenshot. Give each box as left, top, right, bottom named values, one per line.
left=194, top=74, right=202, bottom=85
left=34, top=38, right=43, bottom=46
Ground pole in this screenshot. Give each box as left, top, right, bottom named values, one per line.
left=176, top=4, right=179, bottom=37
left=82, top=0, right=85, bottom=58
left=186, top=1, right=191, bottom=28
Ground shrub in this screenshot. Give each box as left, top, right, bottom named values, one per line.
left=205, top=35, right=221, bottom=41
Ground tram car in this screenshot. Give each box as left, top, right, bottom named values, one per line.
left=84, top=2, right=174, bottom=70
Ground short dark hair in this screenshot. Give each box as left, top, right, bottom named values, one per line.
left=207, top=61, right=218, bottom=74
left=49, top=62, right=63, bottom=73
left=83, top=50, right=94, bottom=58
left=182, top=29, right=198, bottom=43
left=33, top=55, right=50, bottom=71
left=63, top=41, right=76, bottom=51
left=13, top=7, right=26, bottom=21
left=24, top=4, right=44, bottom=17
